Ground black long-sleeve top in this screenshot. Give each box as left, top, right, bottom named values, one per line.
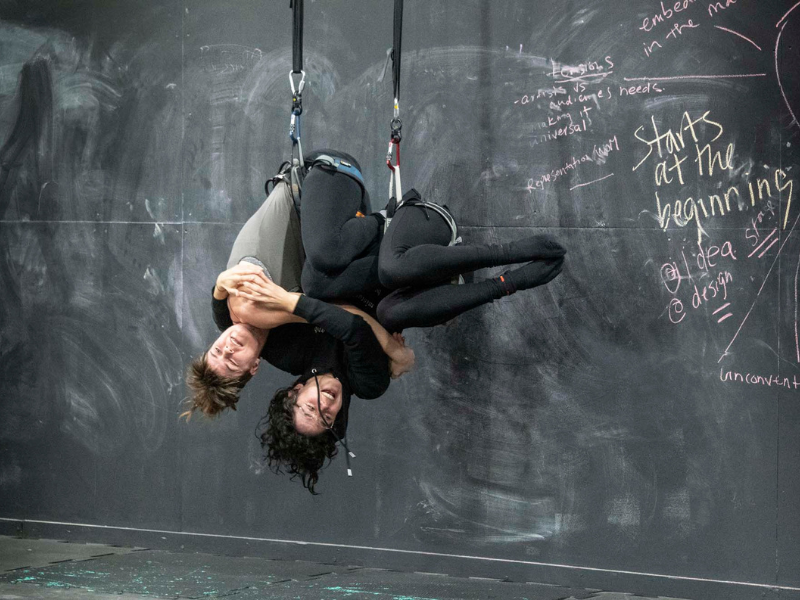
left=211, top=294, right=390, bottom=400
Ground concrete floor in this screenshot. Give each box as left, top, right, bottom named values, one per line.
left=0, top=535, right=692, bottom=600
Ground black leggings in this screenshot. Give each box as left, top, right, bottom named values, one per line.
left=299, top=172, right=508, bottom=333
left=299, top=165, right=383, bottom=299
left=376, top=203, right=506, bottom=332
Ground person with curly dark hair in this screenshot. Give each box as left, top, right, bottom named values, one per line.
left=257, top=377, right=340, bottom=494
left=240, top=168, right=566, bottom=492
left=192, top=148, right=564, bottom=493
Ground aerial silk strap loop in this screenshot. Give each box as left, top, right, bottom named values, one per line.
left=386, top=140, right=401, bottom=208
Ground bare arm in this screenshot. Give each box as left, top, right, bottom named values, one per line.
left=228, top=296, right=306, bottom=329
left=337, top=304, right=416, bottom=379
left=236, top=278, right=415, bottom=379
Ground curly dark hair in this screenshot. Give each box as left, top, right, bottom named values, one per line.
left=257, top=379, right=338, bottom=494
left=181, top=353, right=254, bottom=420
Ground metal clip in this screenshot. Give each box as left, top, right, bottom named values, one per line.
left=289, top=113, right=301, bottom=143
left=289, top=70, right=306, bottom=95
left=290, top=70, right=305, bottom=116
left=386, top=138, right=400, bottom=171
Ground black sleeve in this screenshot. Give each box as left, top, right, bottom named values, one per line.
left=293, top=295, right=390, bottom=399
left=212, top=288, right=233, bottom=332
left=261, top=324, right=314, bottom=375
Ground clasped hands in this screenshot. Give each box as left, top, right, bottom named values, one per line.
left=215, top=263, right=299, bottom=312
left=215, top=262, right=415, bottom=379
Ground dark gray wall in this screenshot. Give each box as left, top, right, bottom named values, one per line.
left=1, top=0, right=799, bottom=594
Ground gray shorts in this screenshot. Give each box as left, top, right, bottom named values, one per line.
left=227, top=182, right=305, bottom=292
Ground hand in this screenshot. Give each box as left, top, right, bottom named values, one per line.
left=388, top=332, right=415, bottom=379
left=235, top=276, right=300, bottom=313
left=215, top=262, right=270, bottom=299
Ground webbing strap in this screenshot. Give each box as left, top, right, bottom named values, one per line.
left=388, top=160, right=401, bottom=206
left=385, top=0, right=404, bottom=227
left=288, top=0, right=305, bottom=168
left=392, top=0, right=402, bottom=114
left=385, top=138, right=401, bottom=233
left=401, top=197, right=461, bottom=247
left=312, top=154, right=367, bottom=189
left=291, top=0, right=303, bottom=74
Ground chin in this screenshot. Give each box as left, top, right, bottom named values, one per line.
left=234, top=323, right=257, bottom=341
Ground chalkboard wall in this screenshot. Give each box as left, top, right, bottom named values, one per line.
left=1, top=0, right=799, bottom=595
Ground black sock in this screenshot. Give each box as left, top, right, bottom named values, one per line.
left=497, top=257, right=564, bottom=294
left=491, top=272, right=517, bottom=296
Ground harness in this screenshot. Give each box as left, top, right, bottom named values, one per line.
left=307, top=153, right=366, bottom=192
left=392, top=189, right=462, bottom=247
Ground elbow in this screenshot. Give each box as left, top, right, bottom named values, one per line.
left=376, top=299, right=406, bottom=333
left=300, top=265, right=336, bottom=301
left=307, top=253, right=350, bottom=275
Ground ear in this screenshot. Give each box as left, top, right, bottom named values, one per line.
left=248, top=358, right=261, bottom=376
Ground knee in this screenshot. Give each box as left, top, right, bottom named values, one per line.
left=376, top=300, right=403, bottom=333
left=306, top=250, right=350, bottom=275
left=303, top=233, right=354, bottom=274
left=378, top=251, right=407, bottom=290
left=301, top=266, right=327, bottom=300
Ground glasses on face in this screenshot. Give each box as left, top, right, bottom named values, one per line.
left=311, top=372, right=341, bottom=430
left=316, top=390, right=333, bottom=430
left=309, top=370, right=354, bottom=477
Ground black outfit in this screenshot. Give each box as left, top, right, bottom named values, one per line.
left=297, top=172, right=556, bottom=332
left=212, top=294, right=389, bottom=410
left=295, top=153, right=511, bottom=331
left=211, top=149, right=391, bottom=443
left=212, top=151, right=561, bottom=430
left=376, top=195, right=512, bottom=331
left=299, top=150, right=386, bottom=306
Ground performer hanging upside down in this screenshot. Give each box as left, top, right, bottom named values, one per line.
left=183, top=164, right=414, bottom=424
left=229, top=150, right=565, bottom=493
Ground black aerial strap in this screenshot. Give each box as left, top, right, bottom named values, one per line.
left=385, top=0, right=404, bottom=229
left=291, top=0, right=303, bottom=74
left=286, top=0, right=305, bottom=206
left=390, top=0, right=403, bottom=142
left=289, top=0, right=305, bottom=126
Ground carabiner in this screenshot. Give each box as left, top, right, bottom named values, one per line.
left=386, top=138, right=400, bottom=171
left=289, top=112, right=301, bottom=144
left=289, top=70, right=306, bottom=95
left=290, top=70, right=305, bottom=116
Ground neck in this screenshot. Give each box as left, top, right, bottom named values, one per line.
left=252, top=327, right=269, bottom=348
